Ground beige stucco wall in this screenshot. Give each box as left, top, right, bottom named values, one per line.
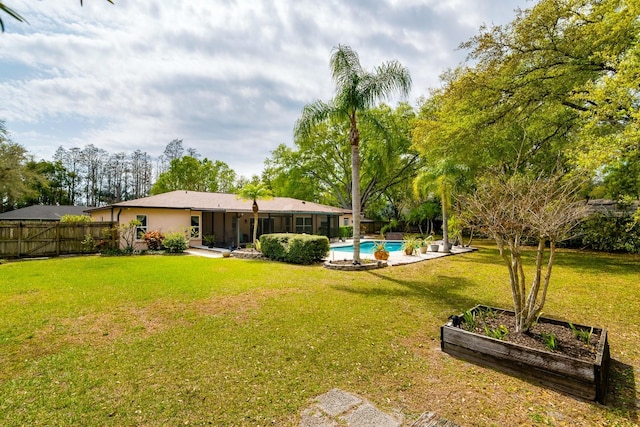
left=89, top=207, right=202, bottom=250
left=340, top=213, right=353, bottom=227
left=89, top=207, right=341, bottom=249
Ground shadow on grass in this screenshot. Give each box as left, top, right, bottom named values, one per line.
left=330, top=271, right=499, bottom=317
left=466, top=244, right=640, bottom=276
left=606, top=359, right=638, bottom=423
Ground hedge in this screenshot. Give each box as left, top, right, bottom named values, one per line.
left=260, top=233, right=330, bottom=265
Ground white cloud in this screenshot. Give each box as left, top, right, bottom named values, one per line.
left=0, top=0, right=531, bottom=177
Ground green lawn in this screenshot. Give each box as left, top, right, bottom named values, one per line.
left=1, top=244, right=638, bottom=426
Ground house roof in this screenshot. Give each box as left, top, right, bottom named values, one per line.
left=0, top=205, right=91, bottom=221
left=87, top=191, right=350, bottom=215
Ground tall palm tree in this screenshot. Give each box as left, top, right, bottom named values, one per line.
left=413, top=160, right=468, bottom=252
left=237, top=182, right=273, bottom=246
left=294, top=45, right=411, bottom=263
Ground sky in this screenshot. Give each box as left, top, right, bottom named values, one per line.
left=0, top=0, right=532, bottom=178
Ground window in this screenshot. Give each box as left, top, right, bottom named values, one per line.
left=343, top=218, right=349, bottom=226
left=135, top=215, right=147, bottom=240
left=190, top=215, right=200, bottom=238
left=295, top=216, right=312, bottom=234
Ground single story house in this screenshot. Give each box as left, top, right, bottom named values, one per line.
left=0, top=205, right=92, bottom=221
left=86, top=190, right=350, bottom=250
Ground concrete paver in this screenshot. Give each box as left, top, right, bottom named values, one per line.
left=300, top=389, right=460, bottom=427
left=316, top=388, right=362, bottom=417
left=340, top=403, right=401, bottom=427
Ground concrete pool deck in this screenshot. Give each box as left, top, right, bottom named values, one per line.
left=328, top=239, right=476, bottom=266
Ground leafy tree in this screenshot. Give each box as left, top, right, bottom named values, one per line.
left=237, top=182, right=273, bottom=245
left=22, top=160, right=71, bottom=206
left=600, top=150, right=640, bottom=200
left=413, top=160, right=469, bottom=252
left=460, top=173, right=586, bottom=332
left=0, top=123, right=39, bottom=212
left=262, top=144, right=322, bottom=203
left=413, top=0, right=639, bottom=179
left=268, top=103, right=421, bottom=215
left=151, top=156, right=237, bottom=194
left=294, top=45, right=411, bottom=262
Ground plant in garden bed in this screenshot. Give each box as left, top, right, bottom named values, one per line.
left=144, top=230, right=165, bottom=251
left=459, top=173, right=586, bottom=332
left=541, top=331, right=558, bottom=351
left=569, top=322, right=594, bottom=345
left=162, top=232, right=189, bottom=254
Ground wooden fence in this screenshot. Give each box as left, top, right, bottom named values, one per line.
left=0, top=221, right=117, bottom=259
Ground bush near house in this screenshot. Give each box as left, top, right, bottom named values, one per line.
left=162, top=232, right=189, bottom=253
left=339, top=226, right=353, bottom=239
left=260, top=233, right=329, bottom=265
left=143, top=230, right=165, bottom=251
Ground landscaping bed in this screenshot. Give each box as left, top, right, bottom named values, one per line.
left=441, top=305, right=610, bottom=402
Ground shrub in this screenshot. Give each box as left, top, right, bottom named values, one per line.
left=339, top=226, right=353, bottom=239
left=81, top=233, right=95, bottom=253
left=60, top=214, right=92, bottom=223
left=260, top=233, right=329, bottom=265
left=162, top=232, right=189, bottom=253
left=578, top=213, right=640, bottom=253
left=144, top=230, right=165, bottom=250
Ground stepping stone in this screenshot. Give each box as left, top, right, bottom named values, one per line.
left=410, top=412, right=460, bottom=427
left=315, top=388, right=362, bottom=417
left=340, top=403, right=401, bottom=427
left=299, top=407, right=338, bottom=427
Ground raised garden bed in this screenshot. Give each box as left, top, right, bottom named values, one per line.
left=441, top=305, right=610, bottom=403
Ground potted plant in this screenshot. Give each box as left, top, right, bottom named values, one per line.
left=418, top=234, right=434, bottom=254
left=203, top=234, right=216, bottom=248
left=401, top=234, right=419, bottom=255
left=373, top=240, right=389, bottom=260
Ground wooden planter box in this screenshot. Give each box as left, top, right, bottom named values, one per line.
left=441, top=305, right=610, bottom=403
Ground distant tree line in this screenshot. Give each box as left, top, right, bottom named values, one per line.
left=0, top=126, right=240, bottom=212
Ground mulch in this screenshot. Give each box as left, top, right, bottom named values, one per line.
left=464, top=309, right=600, bottom=362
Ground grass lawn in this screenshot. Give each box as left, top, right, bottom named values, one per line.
left=1, top=242, right=638, bottom=426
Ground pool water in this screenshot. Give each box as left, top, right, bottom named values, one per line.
left=331, top=241, right=403, bottom=254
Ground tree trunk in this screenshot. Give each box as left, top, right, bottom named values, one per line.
left=441, top=188, right=450, bottom=252
left=351, top=143, right=361, bottom=264
left=350, top=115, right=361, bottom=264
left=252, top=200, right=259, bottom=244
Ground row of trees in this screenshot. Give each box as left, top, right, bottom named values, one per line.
left=0, top=130, right=242, bottom=212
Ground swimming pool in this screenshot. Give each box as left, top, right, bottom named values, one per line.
left=331, top=241, right=403, bottom=254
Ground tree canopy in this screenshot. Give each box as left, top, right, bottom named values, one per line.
left=266, top=103, right=421, bottom=216
left=0, top=122, right=39, bottom=212
left=151, top=156, right=237, bottom=195
left=412, top=0, right=639, bottom=179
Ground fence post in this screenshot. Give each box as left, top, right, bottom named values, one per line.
left=56, top=223, right=60, bottom=256
left=18, top=222, right=23, bottom=257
